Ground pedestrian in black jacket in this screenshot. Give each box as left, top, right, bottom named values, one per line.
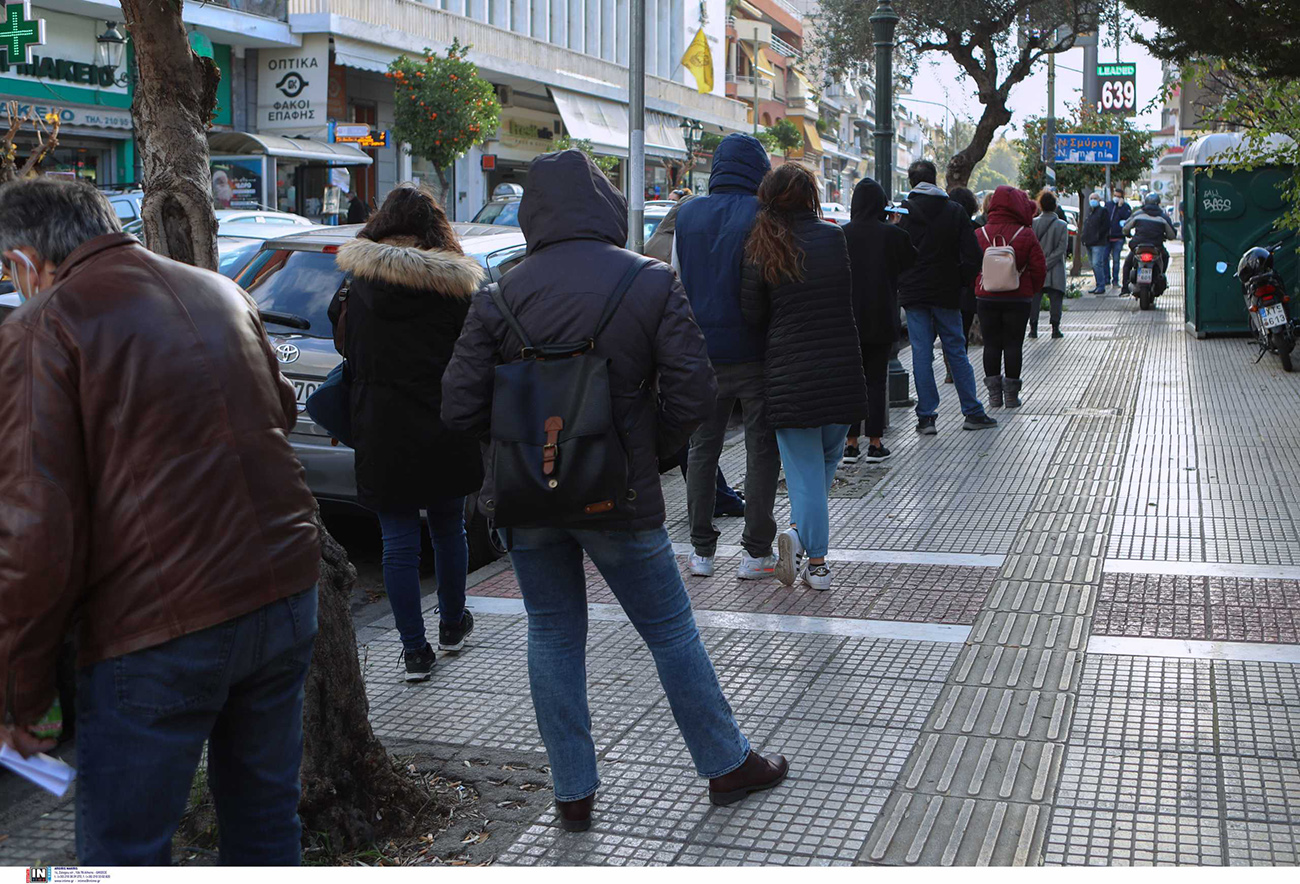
left=896, top=161, right=995, bottom=435
left=330, top=184, right=487, bottom=680
left=740, top=163, right=866, bottom=592
left=442, top=150, right=788, bottom=831
left=841, top=177, right=917, bottom=464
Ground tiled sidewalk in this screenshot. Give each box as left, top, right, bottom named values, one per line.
left=3, top=264, right=1299, bottom=866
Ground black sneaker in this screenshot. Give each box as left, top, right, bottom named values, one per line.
left=439, top=609, right=475, bottom=653
left=1051, top=326, right=1064, bottom=339
left=916, top=416, right=937, bottom=436
left=962, top=413, right=999, bottom=431
left=865, top=444, right=892, bottom=463
left=842, top=444, right=861, bottom=464
left=404, top=643, right=436, bottom=682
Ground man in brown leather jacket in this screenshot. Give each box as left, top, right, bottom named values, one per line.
left=0, top=178, right=320, bottom=865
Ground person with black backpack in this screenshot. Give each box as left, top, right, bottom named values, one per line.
left=441, top=150, right=789, bottom=833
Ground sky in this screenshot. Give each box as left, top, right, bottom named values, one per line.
left=901, top=16, right=1166, bottom=140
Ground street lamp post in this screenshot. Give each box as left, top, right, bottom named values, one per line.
left=679, top=118, right=703, bottom=192
left=870, top=0, right=913, bottom=410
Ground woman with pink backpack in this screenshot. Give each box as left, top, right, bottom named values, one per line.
left=974, top=186, right=1047, bottom=408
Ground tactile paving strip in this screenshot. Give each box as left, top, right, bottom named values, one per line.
left=862, top=293, right=1153, bottom=866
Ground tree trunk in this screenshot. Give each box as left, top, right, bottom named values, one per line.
left=119, top=0, right=219, bottom=270
left=945, top=101, right=1012, bottom=191
left=298, top=510, right=427, bottom=849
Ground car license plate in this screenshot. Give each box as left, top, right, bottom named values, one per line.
left=291, top=378, right=320, bottom=405
left=1137, top=267, right=1153, bottom=283
left=1262, top=303, right=1288, bottom=329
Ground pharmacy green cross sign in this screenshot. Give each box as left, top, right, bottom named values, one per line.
left=0, top=2, right=45, bottom=66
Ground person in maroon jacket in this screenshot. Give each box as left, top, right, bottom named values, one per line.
left=974, top=186, right=1047, bottom=409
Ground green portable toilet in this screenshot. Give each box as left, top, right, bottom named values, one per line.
left=1181, top=133, right=1296, bottom=336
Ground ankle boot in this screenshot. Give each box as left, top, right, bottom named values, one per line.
left=1051, top=324, right=1063, bottom=339
left=1004, top=377, right=1023, bottom=408
left=556, top=794, right=595, bottom=832
left=984, top=375, right=1004, bottom=408
left=709, top=750, right=790, bottom=806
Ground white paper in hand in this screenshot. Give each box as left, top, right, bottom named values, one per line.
left=0, top=744, right=76, bottom=797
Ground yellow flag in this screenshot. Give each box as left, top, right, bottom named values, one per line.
left=681, top=28, right=714, bottom=94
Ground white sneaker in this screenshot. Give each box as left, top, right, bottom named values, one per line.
left=775, top=528, right=803, bottom=586
left=800, top=562, right=832, bottom=591
left=737, top=552, right=777, bottom=580
left=689, top=553, right=715, bottom=577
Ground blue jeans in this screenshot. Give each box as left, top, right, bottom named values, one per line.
left=377, top=497, right=468, bottom=651
left=1108, top=239, right=1124, bottom=283
left=508, top=526, right=750, bottom=801
left=1089, top=245, right=1110, bottom=289
left=75, top=587, right=318, bottom=865
left=775, top=425, right=848, bottom=558
left=905, top=306, right=985, bottom=418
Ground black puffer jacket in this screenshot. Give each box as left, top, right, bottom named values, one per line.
left=331, top=235, right=487, bottom=511
left=739, top=214, right=866, bottom=428
left=441, top=149, right=717, bottom=531
left=842, top=177, right=917, bottom=346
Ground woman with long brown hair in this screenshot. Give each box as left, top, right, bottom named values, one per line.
left=330, top=184, right=487, bottom=680
left=740, top=163, right=865, bottom=592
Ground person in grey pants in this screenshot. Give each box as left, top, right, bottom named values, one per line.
left=671, top=134, right=781, bottom=581
left=1030, top=189, right=1069, bottom=339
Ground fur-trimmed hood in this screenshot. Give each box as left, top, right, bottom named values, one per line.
left=335, top=235, right=485, bottom=298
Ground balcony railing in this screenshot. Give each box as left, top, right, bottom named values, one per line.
left=770, top=0, right=802, bottom=20
left=769, top=35, right=798, bottom=59
left=201, top=0, right=288, bottom=19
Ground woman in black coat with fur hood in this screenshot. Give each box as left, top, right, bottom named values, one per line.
left=330, top=185, right=486, bottom=680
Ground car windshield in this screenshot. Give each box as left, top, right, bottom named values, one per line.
left=643, top=216, right=665, bottom=241
left=473, top=201, right=520, bottom=226
left=239, top=249, right=346, bottom=338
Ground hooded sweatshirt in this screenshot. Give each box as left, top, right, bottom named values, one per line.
left=974, top=186, right=1048, bottom=301
left=897, top=181, right=982, bottom=310
left=842, top=177, right=918, bottom=346
left=673, top=134, right=771, bottom=364
left=331, top=232, right=488, bottom=509
left=441, top=149, right=717, bottom=531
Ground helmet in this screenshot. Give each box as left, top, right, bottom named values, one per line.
left=1237, top=246, right=1274, bottom=279
left=1143, top=192, right=1161, bottom=208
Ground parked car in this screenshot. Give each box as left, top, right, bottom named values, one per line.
left=471, top=182, right=525, bottom=227
left=821, top=202, right=851, bottom=225
left=238, top=222, right=530, bottom=569
left=640, top=203, right=671, bottom=246
left=105, top=189, right=144, bottom=228
left=0, top=289, right=18, bottom=322
left=123, top=208, right=314, bottom=238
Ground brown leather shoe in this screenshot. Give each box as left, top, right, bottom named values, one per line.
left=556, top=794, right=594, bottom=832
left=709, top=750, right=789, bottom=806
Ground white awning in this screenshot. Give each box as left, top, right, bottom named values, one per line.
left=207, top=132, right=374, bottom=165
left=332, top=37, right=393, bottom=74
left=549, top=88, right=688, bottom=160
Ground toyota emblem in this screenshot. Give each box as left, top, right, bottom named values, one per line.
left=275, top=343, right=300, bottom=364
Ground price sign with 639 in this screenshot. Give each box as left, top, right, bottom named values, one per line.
left=1096, top=63, right=1137, bottom=115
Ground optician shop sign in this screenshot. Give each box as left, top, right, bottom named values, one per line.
left=257, top=33, right=328, bottom=133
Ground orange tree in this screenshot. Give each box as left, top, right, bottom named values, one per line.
left=388, top=40, right=501, bottom=191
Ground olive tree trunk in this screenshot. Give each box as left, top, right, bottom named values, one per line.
left=119, top=0, right=219, bottom=270
left=122, top=0, right=427, bottom=851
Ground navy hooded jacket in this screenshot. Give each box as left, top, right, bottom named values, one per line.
left=673, top=134, right=771, bottom=364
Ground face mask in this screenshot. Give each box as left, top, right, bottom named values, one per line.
left=1089, top=200, right=1100, bottom=208
left=8, top=249, right=40, bottom=302
left=8, top=250, right=40, bottom=302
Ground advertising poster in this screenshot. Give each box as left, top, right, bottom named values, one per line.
left=210, top=155, right=266, bottom=209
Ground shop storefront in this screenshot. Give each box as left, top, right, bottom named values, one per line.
left=208, top=131, right=371, bottom=220
left=0, top=7, right=134, bottom=184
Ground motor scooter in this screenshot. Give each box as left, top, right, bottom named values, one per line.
left=1237, top=244, right=1295, bottom=372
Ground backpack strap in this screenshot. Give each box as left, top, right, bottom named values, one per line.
left=489, top=283, right=536, bottom=353
left=331, top=276, right=352, bottom=356
left=593, top=256, right=653, bottom=342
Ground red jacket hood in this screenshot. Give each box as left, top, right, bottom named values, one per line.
left=986, top=186, right=1036, bottom=228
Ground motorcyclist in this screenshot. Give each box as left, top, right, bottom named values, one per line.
left=1120, top=193, right=1176, bottom=295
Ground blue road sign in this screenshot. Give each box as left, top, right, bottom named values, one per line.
left=1041, top=133, right=1121, bottom=165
